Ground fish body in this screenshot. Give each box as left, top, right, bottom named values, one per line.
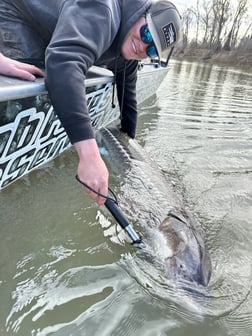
left=96, top=126, right=211, bottom=287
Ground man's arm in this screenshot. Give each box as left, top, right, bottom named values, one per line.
left=0, top=53, right=44, bottom=81
left=75, top=139, right=109, bottom=206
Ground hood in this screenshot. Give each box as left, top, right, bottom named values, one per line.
left=116, top=0, right=151, bottom=51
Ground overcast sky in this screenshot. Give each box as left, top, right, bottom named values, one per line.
left=175, top=0, right=194, bottom=11
left=175, top=0, right=252, bottom=12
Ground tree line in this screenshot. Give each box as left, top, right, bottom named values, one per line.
left=181, top=0, right=252, bottom=52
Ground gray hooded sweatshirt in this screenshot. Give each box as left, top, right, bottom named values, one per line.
left=0, top=0, right=151, bottom=142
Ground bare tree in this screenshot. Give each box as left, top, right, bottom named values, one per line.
left=190, top=0, right=201, bottom=45
left=200, top=0, right=213, bottom=46
left=181, top=8, right=194, bottom=47
left=223, top=0, right=249, bottom=50
left=181, top=0, right=252, bottom=53
left=239, top=22, right=252, bottom=50
left=243, top=21, right=252, bottom=39
left=211, top=0, right=231, bottom=50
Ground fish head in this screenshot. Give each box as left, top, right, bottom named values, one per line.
left=158, top=213, right=211, bottom=287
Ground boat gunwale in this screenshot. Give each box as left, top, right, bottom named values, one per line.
left=0, top=66, right=114, bottom=102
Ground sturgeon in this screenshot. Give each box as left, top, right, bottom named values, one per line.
left=96, top=126, right=211, bottom=288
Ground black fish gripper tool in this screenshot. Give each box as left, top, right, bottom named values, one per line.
left=104, top=198, right=144, bottom=248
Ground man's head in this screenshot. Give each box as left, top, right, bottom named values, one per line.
left=121, top=0, right=181, bottom=60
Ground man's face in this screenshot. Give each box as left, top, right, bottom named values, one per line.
left=121, top=17, right=150, bottom=60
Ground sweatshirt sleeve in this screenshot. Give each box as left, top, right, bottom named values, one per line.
left=45, top=1, right=118, bottom=144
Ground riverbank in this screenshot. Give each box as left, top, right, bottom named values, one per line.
left=174, top=47, right=252, bottom=72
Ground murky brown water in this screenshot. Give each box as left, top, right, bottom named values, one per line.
left=0, top=60, right=252, bottom=335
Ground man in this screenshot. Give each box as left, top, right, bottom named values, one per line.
left=0, top=0, right=181, bottom=205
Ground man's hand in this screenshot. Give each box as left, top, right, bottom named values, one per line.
left=75, top=138, right=109, bottom=205
left=0, top=53, right=44, bottom=81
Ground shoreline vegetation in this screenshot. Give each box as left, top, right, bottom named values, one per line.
left=173, top=47, right=252, bottom=72
left=177, top=0, right=252, bottom=72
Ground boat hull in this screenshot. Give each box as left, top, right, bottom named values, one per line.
left=0, top=63, right=168, bottom=189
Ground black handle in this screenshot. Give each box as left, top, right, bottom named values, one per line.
left=75, top=175, right=143, bottom=247
left=105, top=198, right=129, bottom=229
left=105, top=198, right=143, bottom=246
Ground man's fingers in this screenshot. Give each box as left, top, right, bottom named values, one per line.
left=14, top=61, right=45, bottom=79
left=8, top=67, right=43, bottom=81
left=24, top=65, right=44, bottom=77
left=13, top=69, right=36, bottom=81
left=97, top=181, right=108, bottom=206
left=83, top=182, right=107, bottom=206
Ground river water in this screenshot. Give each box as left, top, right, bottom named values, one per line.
left=0, top=60, right=251, bottom=335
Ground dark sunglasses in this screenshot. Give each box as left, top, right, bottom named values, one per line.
left=140, top=24, right=158, bottom=58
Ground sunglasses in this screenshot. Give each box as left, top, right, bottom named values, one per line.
left=140, top=24, right=158, bottom=58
